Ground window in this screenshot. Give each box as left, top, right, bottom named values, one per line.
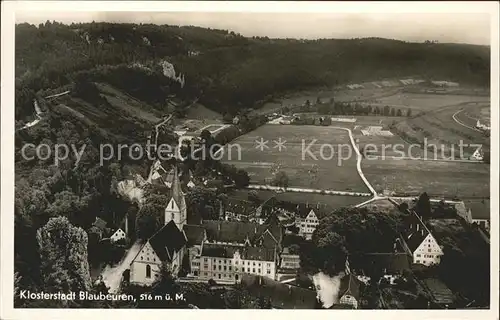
left=416, top=254, right=421, bottom=257
left=147, top=257, right=149, bottom=261
left=428, top=249, right=431, bottom=252
left=223, top=266, right=227, bottom=271
left=146, top=265, right=151, bottom=278
left=218, top=265, right=222, bottom=270
left=235, top=275, right=239, bottom=281
left=267, top=270, right=271, bottom=274
left=416, top=260, right=420, bottom=263
left=204, top=258, right=208, bottom=262
left=204, top=272, right=208, bottom=276
left=213, top=265, right=216, bottom=270
left=253, top=268, right=255, bottom=273
left=253, top=262, right=256, bottom=266
left=258, top=269, right=261, bottom=273
left=218, top=274, right=221, bottom=279
left=235, top=261, right=238, bottom=265
left=258, top=263, right=261, bottom=267
left=224, top=260, right=227, bottom=264
left=229, top=266, right=232, bottom=271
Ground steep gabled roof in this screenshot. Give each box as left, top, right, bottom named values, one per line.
left=406, top=230, right=428, bottom=252
left=167, top=166, right=187, bottom=214
left=339, top=273, right=360, bottom=300
left=201, top=243, right=276, bottom=261
left=201, top=220, right=281, bottom=247
left=149, top=220, right=187, bottom=262
left=183, top=224, right=206, bottom=246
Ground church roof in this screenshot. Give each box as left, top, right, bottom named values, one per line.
left=170, top=166, right=187, bottom=212
left=149, top=220, right=187, bottom=262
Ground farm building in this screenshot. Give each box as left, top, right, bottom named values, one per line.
left=400, top=211, right=444, bottom=266
left=338, top=273, right=361, bottom=309
left=110, top=228, right=127, bottom=243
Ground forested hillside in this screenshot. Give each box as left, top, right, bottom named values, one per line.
left=16, top=21, right=490, bottom=122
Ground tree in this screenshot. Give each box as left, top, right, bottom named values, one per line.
left=135, top=194, right=169, bottom=239
left=222, top=113, right=233, bottom=124
left=415, top=192, right=431, bottom=219
left=271, top=171, right=289, bottom=189
left=36, top=216, right=92, bottom=296
left=234, top=169, right=250, bottom=188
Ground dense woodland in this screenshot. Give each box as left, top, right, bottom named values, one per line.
left=16, top=21, right=490, bottom=121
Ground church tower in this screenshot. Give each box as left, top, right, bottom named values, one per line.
left=165, top=166, right=187, bottom=231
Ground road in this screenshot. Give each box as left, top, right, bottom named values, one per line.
left=101, top=241, right=142, bottom=293
left=17, top=100, right=43, bottom=131
left=331, top=126, right=377, bottom=196
left=452, top=109, right=482, bottom=132
left=246, top=184, right=371, bottom=197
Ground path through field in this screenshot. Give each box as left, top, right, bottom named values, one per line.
left=452, top=109, right=482, bottom=132
left=101, top=241, right=142, bottom=293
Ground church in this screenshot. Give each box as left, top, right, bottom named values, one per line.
left=129, top=166, right=189, bottom=285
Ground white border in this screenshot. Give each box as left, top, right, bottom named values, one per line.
left=1, top=1, right=499, bottom=320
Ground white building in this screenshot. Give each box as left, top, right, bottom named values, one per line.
left=296, top=209, right=320, bottom=240
left=110, top=228, right=127, bottom=243
left=197, top=243, right=277, bottom=283
left=338, top=273, right=361, bottom=309
left=129, top=220, right=187, bottom=285
left=403, top=211, right=443, bottom=266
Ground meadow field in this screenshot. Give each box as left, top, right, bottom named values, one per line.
left=221, top=124, right=369, bottom=192
left=228, top=189, right=370, bottom=213
left=363, top=158, right=489, bottom=198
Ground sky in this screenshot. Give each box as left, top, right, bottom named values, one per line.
left=13, top=3, right=493, bottom=45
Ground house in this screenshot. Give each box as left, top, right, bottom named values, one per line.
left=338, top=273, right=361, bottom=309
left=279, top=247, right=301, bottom=271
left=129, top=220, right=187, bottom=285
left=454, top=200, right=490, bottom=233
left=295, top=209, right=320, bottom=240
left=470, top=147, right=484, bottom=161
left=241, top=274, right=318, bottom=309
left=401, top=211, right=443, bottom=266
left=110, top=228, right=127, bottom=243
left=198, top=243, right=277, bottom=282
left=183, top=224, right=207, bottom=276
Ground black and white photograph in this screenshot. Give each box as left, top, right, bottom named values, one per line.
left=1, top=1, right=498, bottom=317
